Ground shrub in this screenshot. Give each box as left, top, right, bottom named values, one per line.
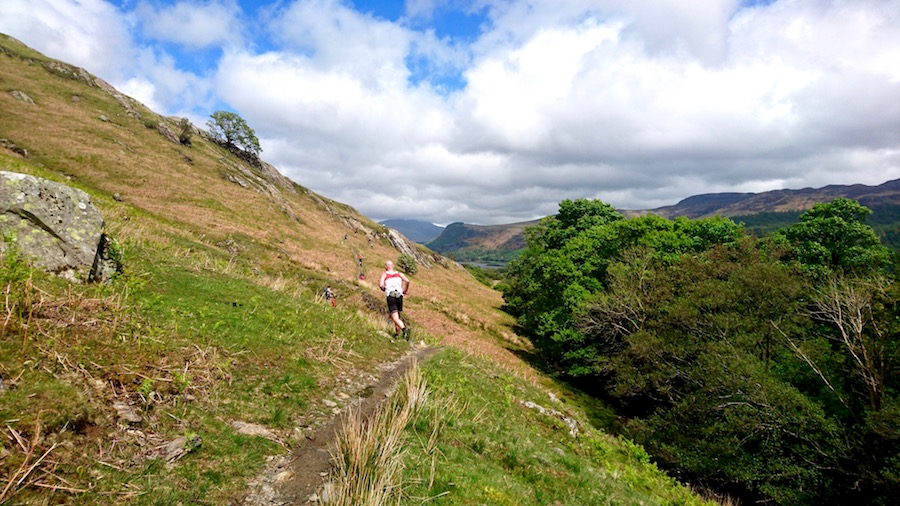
left=177, top=118, right=193, bottom=146
left=397, top=253, right=417, bottom=275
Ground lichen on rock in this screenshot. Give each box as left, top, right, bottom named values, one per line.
left=0, top=171, right=119, bottom=281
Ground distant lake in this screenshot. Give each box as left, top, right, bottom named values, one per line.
left=460, top=261, right=507, bottom=269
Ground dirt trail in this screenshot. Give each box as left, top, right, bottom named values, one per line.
left=241, top=344, right=438, bottom=505
left=241, top=259, right=535, bottom=504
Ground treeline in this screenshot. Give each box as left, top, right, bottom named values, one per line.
left=448, top=248, right=521, bottom=265
left=734, top=203, right=900, bottom=251
left=501, top=198, right=899, bottom=504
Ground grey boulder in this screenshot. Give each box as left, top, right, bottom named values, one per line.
left=1, top=171, right=109, bottom=281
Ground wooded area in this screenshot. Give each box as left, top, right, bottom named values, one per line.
left=501, top=197, right=899, bottom=504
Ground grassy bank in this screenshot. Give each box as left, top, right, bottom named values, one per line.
left=327, top=348, right=715, bottom=506
left=1, top=232, right=412, bottom=505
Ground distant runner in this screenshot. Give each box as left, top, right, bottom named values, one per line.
left=378, top=260, right=410, bottom=339
left=324, top=285, right=335, bottom=307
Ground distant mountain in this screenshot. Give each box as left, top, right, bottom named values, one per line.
left=432, top=178, right=900, bottom=262
left=380, top=219, right=444, bottom=243
left=629, top=178, right=900, bottom=219
left=426, top=219, right=541, bottom=265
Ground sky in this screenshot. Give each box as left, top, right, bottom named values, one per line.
left=2, top=0, right=900, bottom=225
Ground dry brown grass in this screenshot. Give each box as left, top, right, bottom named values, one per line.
left=693, top=486, right=742, bottom=506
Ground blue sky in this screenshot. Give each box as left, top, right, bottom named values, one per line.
left=3, top=1, right=900, bottom=225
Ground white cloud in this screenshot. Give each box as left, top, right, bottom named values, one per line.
left=269, top=0, right=410, bottom=84
left=0, top=0, right=134, bottom=82
left=131, top=48, right=216, bottom=112
left=0, top=0, right=217, bottom=115
left=133, top=0, right=244, bottom=48
left=3, top=0, right=900, bottom=225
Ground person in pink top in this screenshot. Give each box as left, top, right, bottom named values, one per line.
left=378, top=260, right=411, bottom=339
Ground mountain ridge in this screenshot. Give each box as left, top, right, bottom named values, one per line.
left=636, top=177, right=900, bottom=219
left=431, top=178, right=900, bottom=262
left=379, top=218, right=444, bottom=243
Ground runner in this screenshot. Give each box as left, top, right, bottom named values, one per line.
left=378, top=260, right=410, bottom=339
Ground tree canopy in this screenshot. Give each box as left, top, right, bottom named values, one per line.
left=776, top=197, right=890, bottom=275
left=206, top=111, right=262, bottom=155
left=501, top=197, right=900, bottom=504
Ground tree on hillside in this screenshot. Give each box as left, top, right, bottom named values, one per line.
left=502, top=196, right=900, bottom=503
left=777, top=198, right=890, bottom=275
left=503, top=202, right=744, bottom=373
left=177, top=118, right=193, bottom=146
left=206, top=111, right=262, bottom=155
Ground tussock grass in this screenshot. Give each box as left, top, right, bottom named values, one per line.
left=326, top=363, right=430, bottom=505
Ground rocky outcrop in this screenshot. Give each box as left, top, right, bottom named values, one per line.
left=40, top=59, right=142, bottom=119
left=9, top=90, right=34, bottom=104
left=0, top=171, right=118, bottom=281
left=156, top=121, right=179, bottom=144
left=219, top=156, right=303, bottom=222
left=387, top=228, right=436, bottom=269
left=0, top=139, right=28, bottom=157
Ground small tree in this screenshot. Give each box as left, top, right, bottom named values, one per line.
left=206, top=111, right=261, bottom=155
left=397, top=253, right=418, bottom=275
left=177, top=118, right=193, bottom=146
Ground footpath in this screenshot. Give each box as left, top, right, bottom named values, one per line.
left=241, top=344, right=438, bottom=505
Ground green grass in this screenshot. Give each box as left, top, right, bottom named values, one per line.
left=397, top=348, right=712, bottom=505
left=0, top=235, right=410, bottom=504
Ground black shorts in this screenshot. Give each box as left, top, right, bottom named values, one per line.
left=386, top=295, right=403, bottom=314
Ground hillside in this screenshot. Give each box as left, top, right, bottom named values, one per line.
left=0, top=34, right=712, bottom=505
left=426, top=219, right=540, bottom=265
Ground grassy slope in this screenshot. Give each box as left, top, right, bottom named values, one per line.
left=0, top=34, right=711, bottom=505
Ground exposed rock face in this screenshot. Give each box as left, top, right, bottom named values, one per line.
left=386, top=228, right=437, bottom=269
left=156, top=121, right=179, bottom=143
left=0, top=171, right=108, bottom=281
left=0, top=139, right=27, bottom=157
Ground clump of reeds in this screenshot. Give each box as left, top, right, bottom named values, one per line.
left=325, top=362, right=429, bottom=505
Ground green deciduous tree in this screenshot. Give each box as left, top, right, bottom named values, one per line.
left=177, top=118, right=193, bottom=146
left=206, top=111, right=262, bottom=155
left=500, top=196, right=900, bottom=503
left=581, top=239, right=846, bottom=503
left=503, top=200, right=743, bottom=374
left=777, top=198, right=890, bottom=275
